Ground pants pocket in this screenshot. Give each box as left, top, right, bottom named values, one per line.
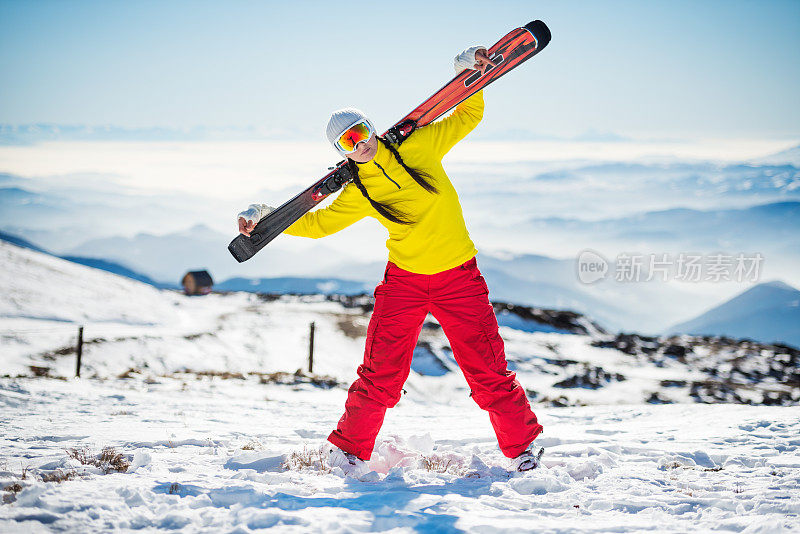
left=478, top=305, right=505, bottom=370
left=365, top=285, right=386, bottom=367
left=364, top=315, right=381, bottom=368
left=459, top=260, right=489, bottom=295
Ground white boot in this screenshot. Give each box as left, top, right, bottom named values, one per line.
left=324, top=445, right=369, bottom=477
left=511, top=446, right=545, bottom=472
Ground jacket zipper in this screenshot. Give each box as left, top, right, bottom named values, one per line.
left=373, top=161, right=401, bottom=189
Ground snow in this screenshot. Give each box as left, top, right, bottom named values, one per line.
left=1, top=378, right=798, bottom=532
left=2, top=241, right=799, bottom=531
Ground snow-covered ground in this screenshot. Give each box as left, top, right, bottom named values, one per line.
left=2, top=241, right=799, bottom=531
left=1, top=377, right=799, bottom=533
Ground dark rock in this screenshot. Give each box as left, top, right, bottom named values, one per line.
left=553, top=365, right=626, bottom=389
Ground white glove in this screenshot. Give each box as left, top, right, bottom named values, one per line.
left=454, top=45, right=487, bottom=74
left=238, top=203, right=274, bottom=225
left=237, top=203, right=274, bottom=236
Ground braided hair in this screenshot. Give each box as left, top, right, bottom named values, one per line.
left=377, top=137, right=438, bottom=194
left=349, top=136, right=439, bottom=225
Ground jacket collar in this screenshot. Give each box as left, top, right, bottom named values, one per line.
left=355, top=139, right=393, bottom=171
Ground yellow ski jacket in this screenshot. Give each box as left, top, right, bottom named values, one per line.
left=284, top=91, right=483, bottom=275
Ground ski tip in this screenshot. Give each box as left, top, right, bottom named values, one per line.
left=228, top=237, right=252, bottom=263
left=523, top=20, right=551, bottom=50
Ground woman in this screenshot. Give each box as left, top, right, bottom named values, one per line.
left=238, top=46, right=543, bottom=474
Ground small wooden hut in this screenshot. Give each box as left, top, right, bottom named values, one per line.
left=181, top=270, right=213, bottom=295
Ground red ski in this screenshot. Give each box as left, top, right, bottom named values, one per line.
left=229, top=20, right=551, bottom=263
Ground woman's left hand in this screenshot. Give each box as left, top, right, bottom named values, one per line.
left=473, top=48, right=497, bottom=75
left=454, top=46, right=497, bottom=74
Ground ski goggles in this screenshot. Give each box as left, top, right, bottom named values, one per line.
left=335, top=120, right=375, bottom=153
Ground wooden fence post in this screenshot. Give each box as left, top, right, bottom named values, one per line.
left=75, top=326, right=84, bottom=377
left=308, top=322, right=315, bottom=374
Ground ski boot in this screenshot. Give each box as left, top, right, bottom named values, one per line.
left=324, top=444, right=369, bottom=477
left=511, top=445, right=545, bottom=472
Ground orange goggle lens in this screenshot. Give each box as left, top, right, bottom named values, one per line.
left=336, top=121, right=373, bottom=153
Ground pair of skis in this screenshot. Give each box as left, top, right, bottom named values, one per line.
left=228, top=20, right=551, bottom=263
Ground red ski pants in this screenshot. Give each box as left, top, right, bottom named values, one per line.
left=328, top=256, right=543, bottom=461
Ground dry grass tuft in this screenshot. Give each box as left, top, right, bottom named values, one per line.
left=241, top=441, right=261, bottom=451
left=420, top=455, right=452, bottom=473
left=117, top=368, right=140, bottom=379
left=40, top=469, right=78, bottom=483
left=2, top=481, right=24, bottom=504
left=66, top=447, right=92, bottom=466
left=99, top=447, right=130, bottom=473
left=168, top=483, right=181, bottom=494
left=166, top=370, right=246, bottom=380
left=195, top=370, right=246, bottom=380
left=254, top=369, right=339, bottom=389
left=29, top=365, right=51, bottom=377
left=3, top=482, right=23, bottom=494
left=67, top=446, right=130, bottom=473
left=281, top=448, right=331, bottom=473
left=336, top=316, right=367, bottom=339
left=419, top=454, right=467, bottom=475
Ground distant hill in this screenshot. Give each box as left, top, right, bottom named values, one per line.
left=669, top=281, right=800, bottom=348
left=0, top=230, right=48, bottom=253
left=0, top=231, right=163, bottom=288
left=0, top=239, right=181, bottom=327
left=59, top=256, right=163, bottom=287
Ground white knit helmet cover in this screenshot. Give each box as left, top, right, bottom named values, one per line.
left=326, top=108, right=375, bottom=155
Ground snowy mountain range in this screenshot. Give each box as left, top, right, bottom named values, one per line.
left=508, top=201, right=800, bottom=258
left=4, top=228, right=799, bottom=346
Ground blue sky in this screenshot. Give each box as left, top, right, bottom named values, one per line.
left=1, top=0, right=798, bottom=140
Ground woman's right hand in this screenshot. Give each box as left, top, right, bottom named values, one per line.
left=237, top=203, right=275, bottom=237
left=454, top=46, right=496, bottom=74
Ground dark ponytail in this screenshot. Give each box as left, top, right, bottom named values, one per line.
left=377, top=136, right=438, bottom=194
left=349, top=159, right=412, bottom=225
left=348, top=136, right=439, bottom=225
